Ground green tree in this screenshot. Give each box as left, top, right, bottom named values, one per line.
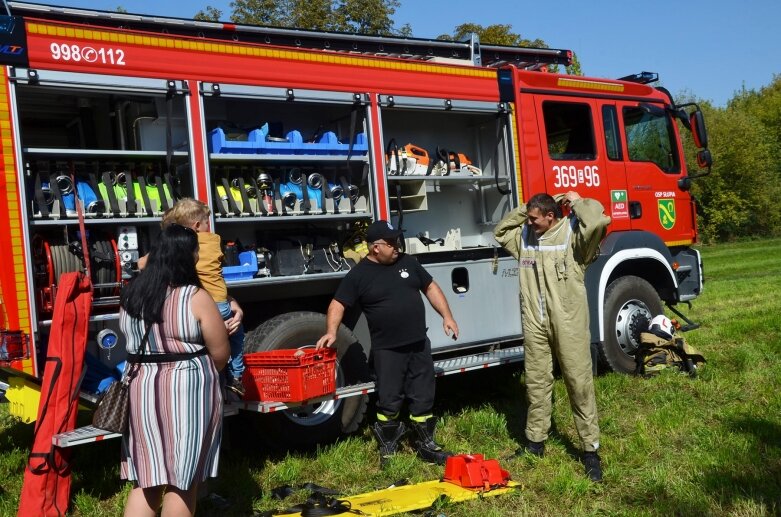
left=195, top=0, right=402, bottom=35
left=438, top=23, right=582, bottom=75
left=729, top=75, right=781, bottom=167
left=194, top=6, right=222, bottom=21
left=439, top=23, right=545, bottom=47
left=679, top=92, right=781, bottom=242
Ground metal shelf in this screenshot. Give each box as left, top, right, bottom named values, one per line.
left=214, top=212, right=370, bottom=224
left=225, top=270, right=348, bottom=288
left=209, top=153, right=368, bottom=163
left=39, top=312, right=120, bottom=327
left=387, top=175, right=496, bottom=183
left=29, top=216, right=163, bottom=226
left=23, top=148, right=190, bottom=158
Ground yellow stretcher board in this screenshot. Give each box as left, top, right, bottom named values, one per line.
left=3, top=375, right=90, bottom=424
left=285, top=479, right=521, bottom=516
left=5, top=376, right=41, bottom=423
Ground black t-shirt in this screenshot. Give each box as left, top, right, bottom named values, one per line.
left=334, top=254, right=433, bottom=349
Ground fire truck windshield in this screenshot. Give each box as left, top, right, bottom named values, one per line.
left=622, top=107, right=680, bottom=174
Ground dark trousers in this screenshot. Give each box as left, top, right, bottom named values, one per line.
left=373, top=339, right=435, bottom=418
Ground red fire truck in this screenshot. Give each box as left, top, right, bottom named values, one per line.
left=0, top=2, right=709, bottom=447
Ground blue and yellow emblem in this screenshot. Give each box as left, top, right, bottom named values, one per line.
left=658, top=199, right=676, bottom=230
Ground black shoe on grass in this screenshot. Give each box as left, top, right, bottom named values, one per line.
left=583, top=451, right=603, bottom=482
left=514, top=440, right=545, bottom=458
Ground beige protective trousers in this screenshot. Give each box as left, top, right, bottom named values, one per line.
left=495, top=198, right=610, bottom=452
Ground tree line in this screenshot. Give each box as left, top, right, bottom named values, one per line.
left=194, top=0, right=780, bottom=242
left=681, top=76, right=781, bottom=242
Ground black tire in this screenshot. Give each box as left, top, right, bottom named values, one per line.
left=598, top=276, right=662, bottom=374
left=243, top=311, right=369, bottom=448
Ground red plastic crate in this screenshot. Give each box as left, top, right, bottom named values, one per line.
left=242, top=347, right=337, bottom=402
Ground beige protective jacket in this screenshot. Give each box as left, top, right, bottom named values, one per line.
left=494, top=196, right=610, bottom=449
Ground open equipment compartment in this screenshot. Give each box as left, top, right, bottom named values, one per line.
left=12, top=70, right=195, bottom=315
left=378, top=96, right=521, bottom=350
left=380, top=96, right=515, bottom=253
left=199, top=82, right=375, bottom=288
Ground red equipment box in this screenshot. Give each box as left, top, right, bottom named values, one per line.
left=444, top=454, right=510, bottom=490
left=242, top=347, right=337, bottom=402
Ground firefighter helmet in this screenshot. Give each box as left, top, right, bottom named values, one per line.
left=648, top=315, right=675, bottom=340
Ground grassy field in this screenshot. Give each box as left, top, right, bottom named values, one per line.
left=2, top=237, right=780, bottom=516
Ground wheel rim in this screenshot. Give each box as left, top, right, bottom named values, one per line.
left=614, top=299, right=652, bottom=355
left=280, top=347, right=346, bottom=427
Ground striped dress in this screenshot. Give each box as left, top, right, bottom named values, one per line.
left=119, top=285, right=223, bottom=490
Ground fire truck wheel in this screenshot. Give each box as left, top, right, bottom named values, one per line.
left=243, top=311, right=369, bottom=448
left=600, top=275, right=662, bottom=374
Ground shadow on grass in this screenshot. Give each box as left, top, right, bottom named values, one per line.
left=69, top=439, right=127, bottom=500
left=0, top=411, right=35, bottom=456
left=616, top=415, right=781, bottom=515
left=435, top=364, right=524, bottom=435
left=432, top=364, right=582, bottom=459
left=699, top=416, right=781, bottom=509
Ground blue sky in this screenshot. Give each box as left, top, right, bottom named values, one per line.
left=20, top=0, right=780, bottom=106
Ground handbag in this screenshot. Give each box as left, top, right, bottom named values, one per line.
left=92, top=324, right=151, bottom=433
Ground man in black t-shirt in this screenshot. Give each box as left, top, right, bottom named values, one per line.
left=316, top=220, right=459, bottom=466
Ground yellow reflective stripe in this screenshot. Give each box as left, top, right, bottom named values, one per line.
left=509, top=103, right=523, bottom=204
left=557, top=78, right=624, bottom=92
left=0, top=73, right=30, bottom=335
left=666, top=239, right=693, bottom=247
left=409, top=414, right=432, bottom=423
left=27, top=22, right=494, bottom=79
left=377, top=412, right=399, bottom=422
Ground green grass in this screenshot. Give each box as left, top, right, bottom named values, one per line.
left=2, top=237, right=781, bottom=516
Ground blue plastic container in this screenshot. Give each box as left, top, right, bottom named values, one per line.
left=223, top=250, right=259, bottom=282
left=250, top=125, right=303, bottom=154
left=302, top=131, right=368, bottom=155
left=208, top=127, right=264, bottom=154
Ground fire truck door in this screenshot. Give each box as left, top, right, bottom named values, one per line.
left=617, top=101, right=692, bottom=243
left=535, top=97, right=610, bottom=204
left=597, top=103, right=630, bottom=230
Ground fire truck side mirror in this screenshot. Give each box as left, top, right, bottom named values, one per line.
left=690, top=110, right=708, bottom=149
left=696, top=148, right=712, bottom=169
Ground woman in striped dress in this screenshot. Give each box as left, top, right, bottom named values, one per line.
left=119, top=224, right=229, bottom=517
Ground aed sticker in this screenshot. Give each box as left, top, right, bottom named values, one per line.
left=658, top=199, right=676, bottom=230
left=519, top=258, right=536, bottom=268
left=610, top=190, right=629, bottom=219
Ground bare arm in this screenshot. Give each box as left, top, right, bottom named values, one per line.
left=191, top=288, right=230, bottom=370
left=424, top=281, right=459, bottom=340
left=315, top=299, right=346, bottom=349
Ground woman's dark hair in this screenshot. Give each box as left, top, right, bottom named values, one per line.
left=120, top=224, right=201, bottom=323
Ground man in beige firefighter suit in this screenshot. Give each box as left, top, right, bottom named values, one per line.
left=494, top=191, right=610, bottom=482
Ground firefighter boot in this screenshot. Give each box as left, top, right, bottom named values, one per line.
left=514, top=440, right=545, bottom=458
left=583, top=451, right=603, bottom=482
left=410, top=417, right=452, bottom=465
left=371, top=420, right=407, bottom=467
